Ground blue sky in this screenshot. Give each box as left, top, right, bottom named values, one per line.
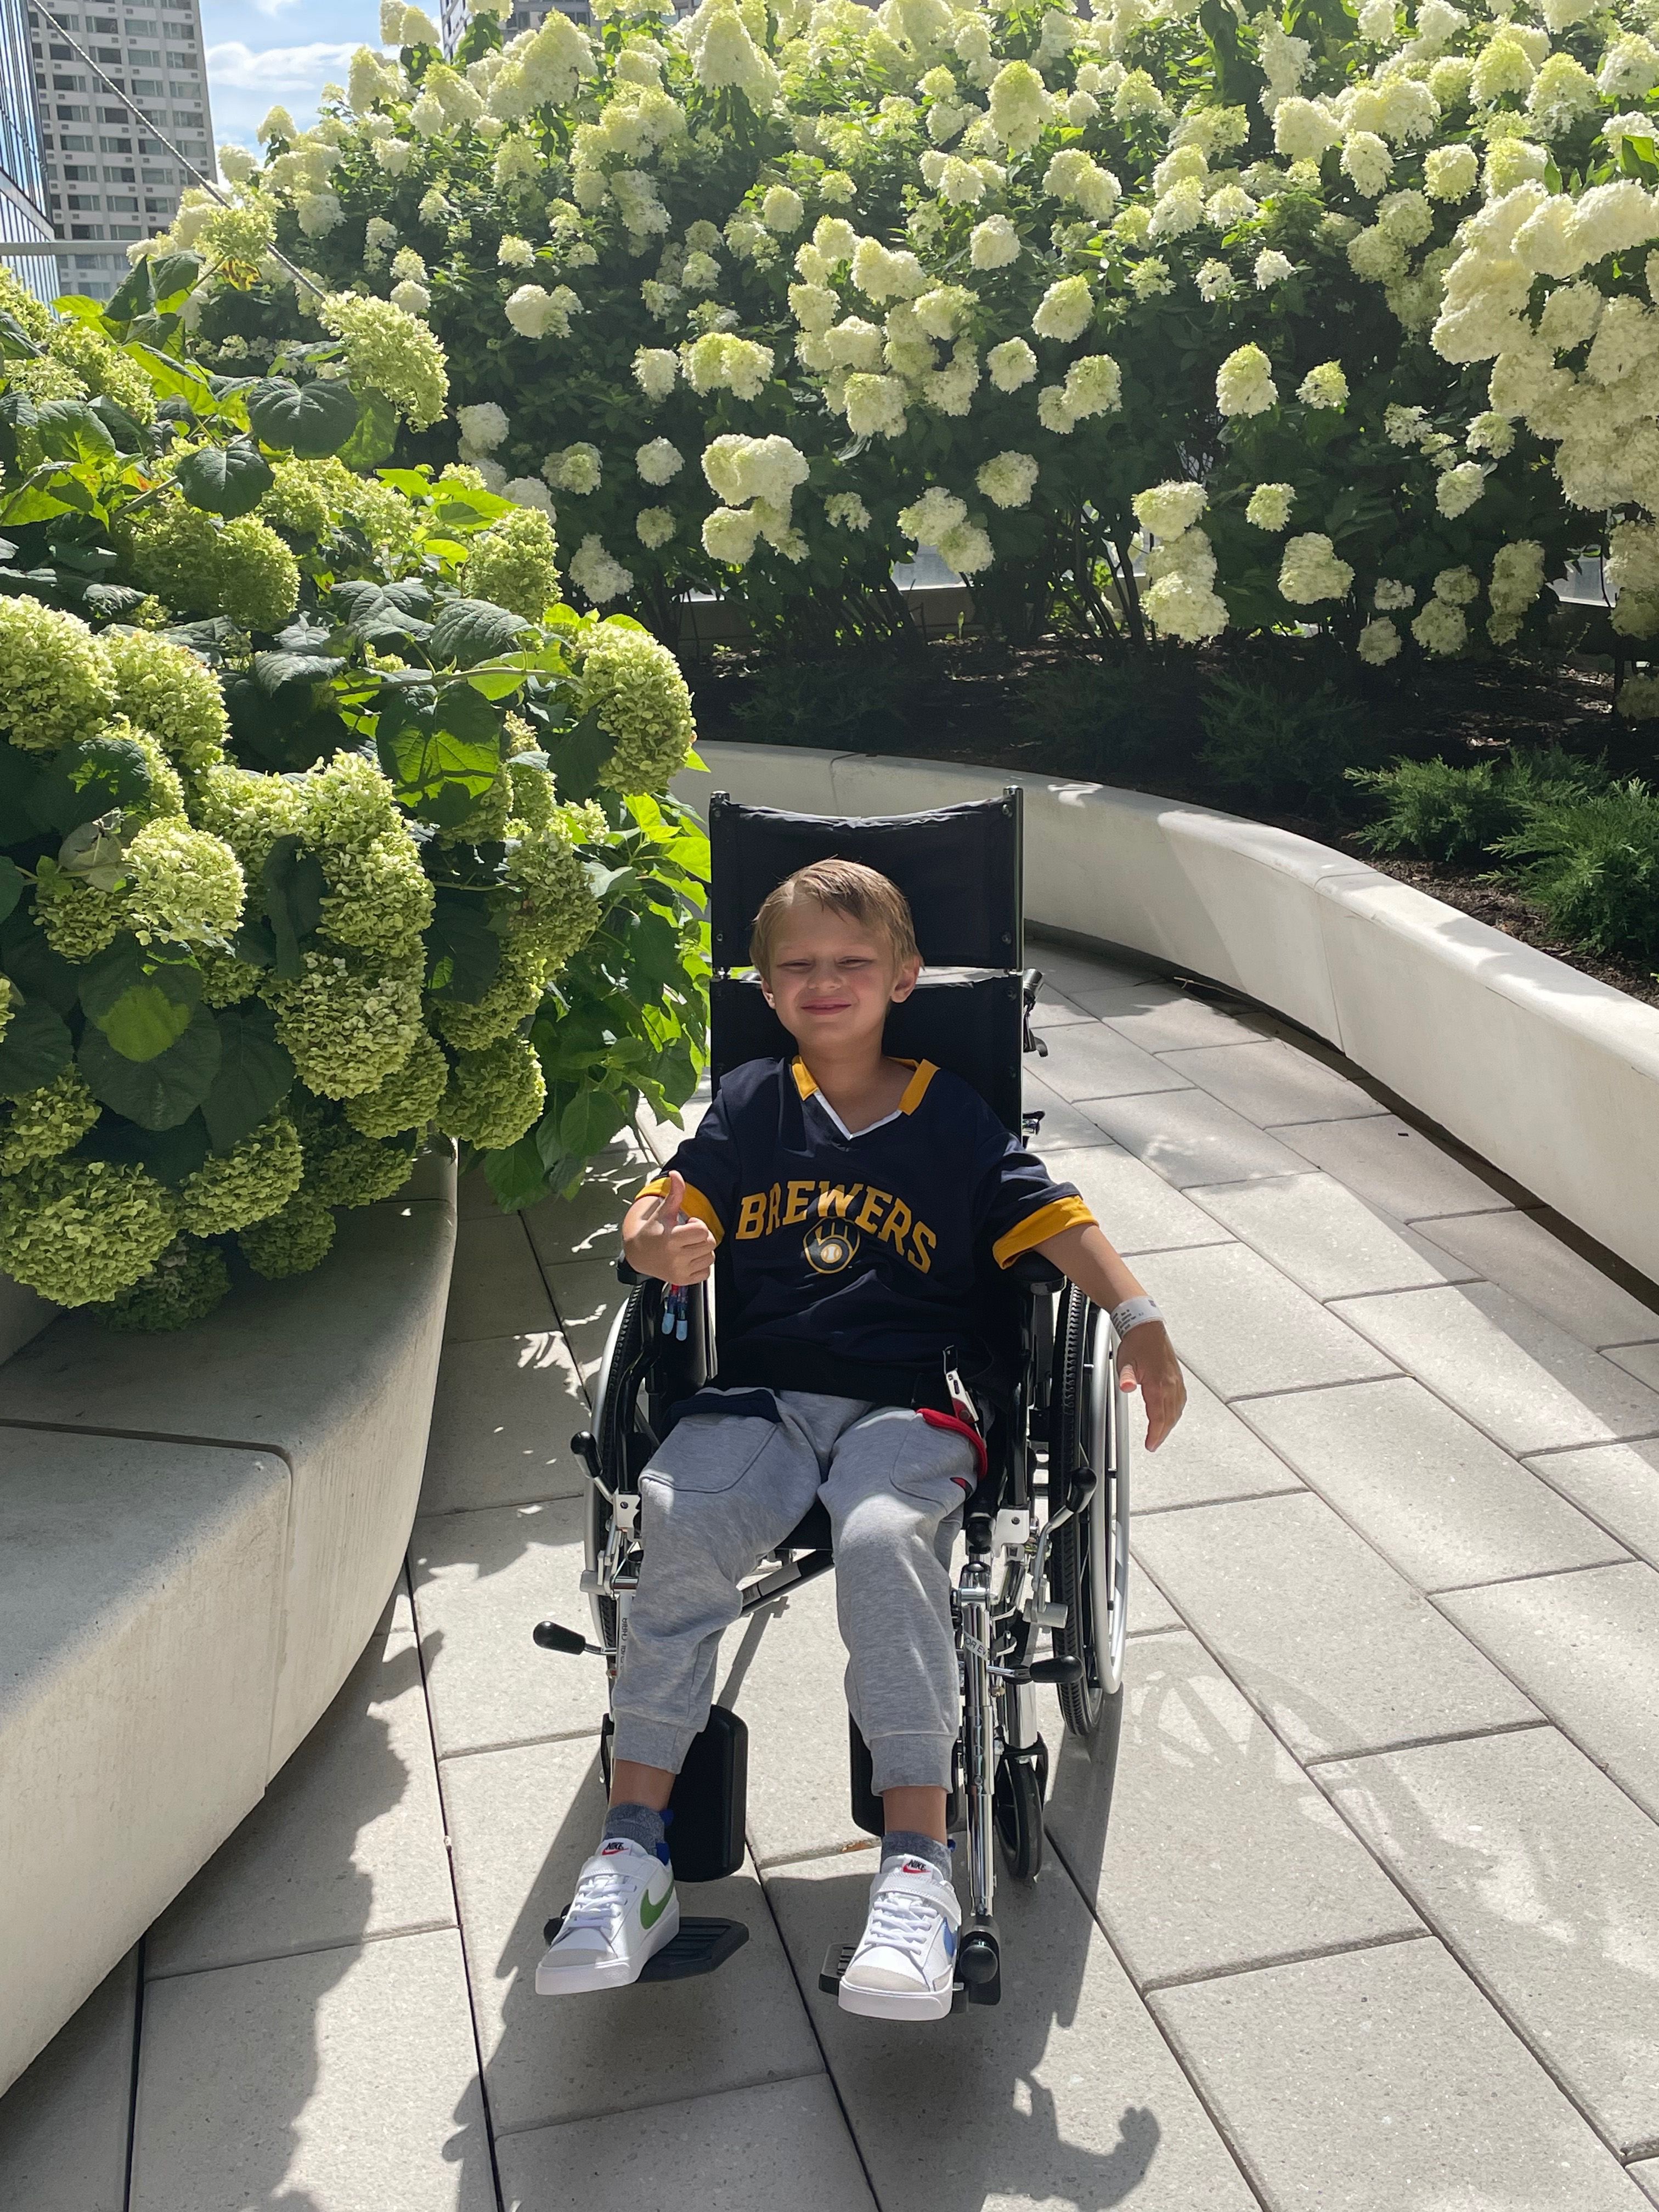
left=202, top=0, right=381, bottom=156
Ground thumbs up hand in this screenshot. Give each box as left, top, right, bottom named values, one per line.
left=623, top=1171, right=718, bottom=1284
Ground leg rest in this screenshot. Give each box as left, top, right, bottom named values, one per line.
left=542, top=1911, right=751, bottom=1980
left=817, top=1942, right=974, bottom=2013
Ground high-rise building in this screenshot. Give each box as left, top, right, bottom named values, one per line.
left=0, top=0, right=58, bottom=301
left=26, top=0, right=212, bottom=303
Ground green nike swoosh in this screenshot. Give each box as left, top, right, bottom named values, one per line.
left=640, top=1883, right=674, bottom=1929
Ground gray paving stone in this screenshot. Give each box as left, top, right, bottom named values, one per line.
left=1530, top=1440, right=1659, bottom=1568
left=1634, top=2159, right=1659, bottom=2207
left=1045, top=1631, right=1420, bottom=1989
left=1324, top=1726, right=1659, bottom=2157
left=1133, top=1492, right=1538, bottom=1760
left=132, top=1931, right=492, bottom=2212
left=1612, top=1342, right=1659, bottom=1391
left=1041, top=1143, right=1236, bottom=1260
left=444, top=1212, right=555, bottom=1344
left=0, top=1953, right=134, bottom=2212
left=1186, top=1172, right=1476, bottom=1300
left=1130, top=1576, right=1183, bottom=1633
left=543, top=1259, right=628, bottom=1392
left=1025, top=941, right=1154, bottom=996
left=410, top=1499, right=611, bottom=1759
left=521, top=1144, right=655, bottom=1272
left=1242, top=1378, right=1627, bottom=1592
left=1412, top=1209, right=1659, bottom=1353
left=1023, top=1069, right=1118, bottom=1151
left=1026, top=980, right=1094, bottom=1029
left=764, top=1849, right=1258, bottom=2211
left=1024, top=1019, right=1193, bottom=1103
left=419, top=1329, right=590, bottom=1516
left=439, top=1734, right=822, bottom=2135
left=146, top=1594, right=453, bottom=1980
left=1275, top=1111, right=1527, bottom=1220
left=1131, top=1243, right=1397, bottom=1400
left=720, top=1571, right=869, bottom=1869
left=1134, top=1368, right=1304, bottom=1515
left=1161, top=1037, right=1386, bottom=1127
left=456, top=1168, right=502, bottom=1218
left=1089, top=983, right=1265, bottom=1051
left=1076, top=1087, right=1323, bottom=1188
left=1331, top=1285, right=1659, bottom=1455
left=1440, top=1563, right=1659, bottom=1823
left=494, top=2076, right=877, bottom=2212
left=1152, top=1939, right=1647, bottom=2212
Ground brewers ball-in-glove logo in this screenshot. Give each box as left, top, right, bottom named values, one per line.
left=803, top=1219, right=860, bottom=1274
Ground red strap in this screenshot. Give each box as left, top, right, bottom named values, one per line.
left=919, top=1406, right=988, bottom=1485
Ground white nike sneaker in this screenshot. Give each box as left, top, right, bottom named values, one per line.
left=837, top=1853, right=961, bottom=2022
left=534, top=1836, right=679, bottom=1995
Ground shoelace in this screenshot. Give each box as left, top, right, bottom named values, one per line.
left=864, top=1883, right=947, bottom=1961
left=561, top=1867, right=635, bottom=1933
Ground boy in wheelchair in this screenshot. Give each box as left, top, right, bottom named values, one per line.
left=537, top=858, right=1185, bottom=2021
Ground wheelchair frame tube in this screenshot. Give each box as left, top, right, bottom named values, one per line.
left=958, top=1553, right=997, bottom=1922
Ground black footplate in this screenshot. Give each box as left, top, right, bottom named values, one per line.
left=541, top=1912, right=750, bottom=1981
left=817, top=1942, right=987, bottom=2012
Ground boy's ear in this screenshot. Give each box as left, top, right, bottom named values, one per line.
left=755, top=966, right=776, bottom=1008
left=889, top=955, right=923, bottom=1005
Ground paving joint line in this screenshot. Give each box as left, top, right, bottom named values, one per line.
left=1222, top=1371, right=1407, bottom=1409
left=1300, top=1716, right=1553, bottom=1767
left=140, top=1915, right=463, bottom=1985
left=1134, top=1483, right=1306, bottom=1520
left=120, top=1932, right=145, bottom=2212
left=755, top=1837, right=881, bottom=1875
left=1525, top=1427, right=1659, bottom=1460
left=1427, top=1553, right=1635, bottom=1598
left=436, top=1724, right=606, bottom=1765
left=1138, top=1923, right=1432, bottom=1995
left=484, top=2064, right=831, bottom=2148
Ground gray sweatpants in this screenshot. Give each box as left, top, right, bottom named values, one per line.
left=612, top=1390, right=975, bottom=1795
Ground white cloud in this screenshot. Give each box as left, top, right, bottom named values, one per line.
left=206, top=38, right=358, bottom=146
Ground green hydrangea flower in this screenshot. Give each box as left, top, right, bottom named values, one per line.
left=126, top=499, right=301, bottom=634
left=15, top=356, right=86, bottom=405
left=190, top=763, right=307, bottom=875
left=0, top=1156, right=177, bottom=1305
left=196, top=198, right=276, bottom=266
left=462, top=506, right=561, bottom=620
left=430, top=935, right=548, bottom=1051
left=299, top=754, right=434, bottom=957
left=508, top=758, right=556, bottom=834
left=437, top=1031, right=547, bottom=1151
left=0, top=972, right=13, bottom=1046
left=200, top=947, right=261, bottom=1008
left=260, top=456, right=334, bottom=542
left=0, top=264, right=52, bottom=342
left=124, top=817, right=245, bottom=947
left=0, top=1068, right=100, bottom=1173
left=435, top=769, right=514, bottom=850
left=265, top=947, right=425, bottom=1098
left=343, top=1029, right=450, bottom=1138
left=102, top=629, right=230, bottom=775
left=177, top=1110, right=304, bottom=1234
left=43, top=319, right=158, bottom=425
left=579, top=624, right=696, bottom=796
left=239, top=1185, right=337, bottom=1279
left=320, top=293, right=449, bottom=429
left=33, top=873, right=133, bottom=962
left=97, top=1238, right=230, bottom=1331
left=504, top=822, right=602, bottom=969
left=0, top=598, right=116, bottom=754
left=301, top=1106, right=417, bottom=1207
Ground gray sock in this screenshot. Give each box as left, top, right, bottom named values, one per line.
left=602, top=1801, right=670, bottom=1866
left=883, top=1829, right=952, bottom=1883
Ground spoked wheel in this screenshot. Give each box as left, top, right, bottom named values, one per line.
left=994, top=1747, right=1045, bottom=1882
left=583, top=1283, right=652, bottom=1657
left=1047, top=1289, right=1129, bottom=1745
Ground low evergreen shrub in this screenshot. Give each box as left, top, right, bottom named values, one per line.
left=1494, top=781, right=1659, bottom=961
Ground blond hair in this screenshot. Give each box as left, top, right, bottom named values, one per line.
left=749, top=858, right=920, bottom=978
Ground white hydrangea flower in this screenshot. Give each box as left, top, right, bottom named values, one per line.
left=1434, top=566, right=1480, bottom=605
left=761, top=185, right=805, bottom=233
left=633, top=347, right=679, bottom=402
left=1032, top=275, right=1093, bottom=343
left=825, top=492, right=871, bottom=531
left=1195, top=260, right=1238, bottom=302
left=1063, top=353, right=1122, bottom=420
left=1424, top=145, right=1479, bottom=202
left=1412, top=596, right=1467, bottom=654
left=1254, top=249, right=1296, bottom=289
left=1206, top=184, right=1257, bottom=230
left=851, top=238, right=929, bottom=304
left=505, top=284, right=583, bottom=339
left=1616, top=672, right=1659, bottom=721
left=702, top=506, right=760, bottom=565
left=569, top=534, right=633, bottom=605
left=1273, top=96, right=1341, bottom=161
left=1357, top=617, right=1402, bottom=664
left=977, top=451, right=1040, bottom=509
left=843, top=373, right=909, bottom=439
left=1246, top=483, right=1296, bottom=531
left=699, top=433, right=809, bottom=511
left=456, top=402, right=510, bottom=453
left=1374, top=577, right=1416, bottom=609
left=1299, top=362, right=1348, bottom=409
left=498, top=235, right=537, bottom=269
left=1436, top=461, right=1488, bottom=517
left=1341, top=131, right=1393, bottom=198
left=504, top=476, right=553, bottom=512
left=1134, top=481, right=1208, bottom=538
left=390, top=279, right=430, bottom=315
left=682, top=251, right=722, bottom=292
left=636, top=507, right=676, bottom=549
left=1279, top=532, right=1355, bottom=604
left=1217, top=343, right=1278, bottom=417
left=826, top=316, right=886, bottom=372
left=899, top=486, right=969, bottom=547
left=1036, top=385, right=1076, bottom=435
left=988, top=337, right=1037, bottom=391
left=543, top=443, right=602, bottom=494
left=936, top=520, right=994, bottom=577
left=635, top=438, right=684, bottom=486
left=1043, top=149, right=1121, bottom=222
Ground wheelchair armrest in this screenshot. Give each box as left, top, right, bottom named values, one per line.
left=616, top=1254, right=640, bottom=1285
left=1007, top=1251, right=1064, bottom=1291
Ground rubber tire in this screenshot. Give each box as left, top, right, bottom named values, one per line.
left=587, top=1283, right=652, bottom=1657
left=1047, top=1288, right=1122, bottom=1745
left=994, top=1751, right=1044, bottom=1883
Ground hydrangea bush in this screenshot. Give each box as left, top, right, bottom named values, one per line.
left=154, top=0, right=1659, bottom=702
left=0, top=274, right=707, bottom=1326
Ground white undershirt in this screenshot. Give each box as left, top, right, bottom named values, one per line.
left=807, top=1092, right=904, bottom=1143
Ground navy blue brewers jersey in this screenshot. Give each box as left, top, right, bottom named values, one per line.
left=641, top=1055, right=1094, bottom=1403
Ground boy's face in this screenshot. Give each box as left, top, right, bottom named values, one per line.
left=759, top=901, right=921, bottom=1053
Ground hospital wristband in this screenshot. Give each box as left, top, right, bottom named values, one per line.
left=1109, top=1296, right=1164, bottom=1341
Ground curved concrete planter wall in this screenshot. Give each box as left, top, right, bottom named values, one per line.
left=0, top=1165, right=456, bottom=2093
left=676, top=742, right=1659, bottom=1291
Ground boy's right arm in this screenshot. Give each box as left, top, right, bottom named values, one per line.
left=623, top=1172, right=718, bottom=1284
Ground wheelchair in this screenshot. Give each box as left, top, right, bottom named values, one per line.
left=534, top=787, right=1130, bottom=2010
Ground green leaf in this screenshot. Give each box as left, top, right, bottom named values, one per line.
left=252, top=646, right=346, bottom=693
left=201, top=1004, right=294, bottom=1152
left=425, top=891, right=503, bottom=1001
left=58, top=809, right=133, bottom=891
left=258, top=835, right=326, bottom=980
left=78, top=1002, right=222, bottom=1129
left=430, top=597, right=531, bottom=669
left=80, top=937, right=202, bottom=1062
left=83, top=1110, right=211, bottom=1186
left=147, top=252, right=202, bottom=314
left=103, top=258, right=157, bottom=326
left=0, top=856, right=20, bottom=923
left=33, top=400, right=116, bottom=464
left=336, top=387, right=398, bottom=470
left=175, top=436, right=275, bottom=518
left=0, top=308, right=41, bottom=359
left=558, top=1084, right=629, bottom=1159
left=376, top=691, right=504, bottom=828
left=30, top=730, right=157, bottom=836
left=0, top=996, right=72, bottom=1098
left=548, top=708, right=614, bottom=806
left=247, top=376, right=361, bottom=458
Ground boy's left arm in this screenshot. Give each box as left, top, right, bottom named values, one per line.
left=1034, top=1222, right=1186, bottom=1451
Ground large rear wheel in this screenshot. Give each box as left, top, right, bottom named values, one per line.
left=1047, top=1290, right=1128, bottom=1741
